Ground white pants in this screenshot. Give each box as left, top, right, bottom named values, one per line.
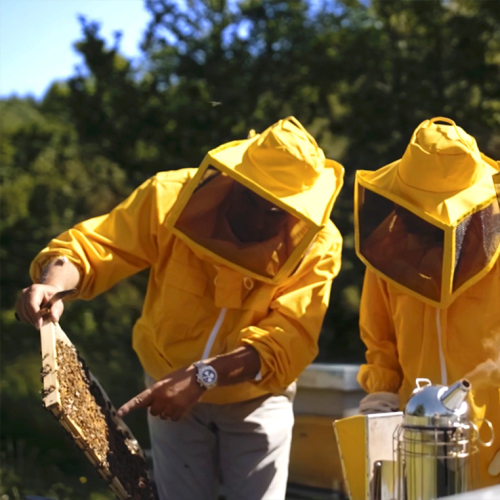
left=147, top=381, right=295, bottom=500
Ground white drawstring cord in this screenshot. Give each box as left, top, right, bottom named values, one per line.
left=201, top=308, right=227, bottom=360
left=436, top=309, right=447, bottom=386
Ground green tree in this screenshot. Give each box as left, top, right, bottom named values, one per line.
left=0, top=98, right=143, bottom=499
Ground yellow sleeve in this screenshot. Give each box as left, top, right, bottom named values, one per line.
left=239, top=225, right=342, bottom=393
left=357, top=269, right=403, bottom=393
left=30, top=174, right=181, bottom=300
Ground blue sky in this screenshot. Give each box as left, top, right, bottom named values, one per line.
left=0, top=0, right=151, bottom=99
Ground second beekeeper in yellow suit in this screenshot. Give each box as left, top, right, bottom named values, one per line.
left=354, top=116, right=500, bottom=489
left=16, top=117, right=344, bottom=500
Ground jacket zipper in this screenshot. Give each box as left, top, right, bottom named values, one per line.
left=436, top=308, right=447, bottom=385
left=202, top=308, right=227, bottom=359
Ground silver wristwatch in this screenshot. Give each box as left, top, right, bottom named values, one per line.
left=194, top=361, right=218, bottom=390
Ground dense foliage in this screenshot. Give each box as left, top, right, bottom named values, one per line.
left=1, top=0, right=499, bottom=497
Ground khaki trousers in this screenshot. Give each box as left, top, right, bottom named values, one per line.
left=147, top=383, right=295, bottom=500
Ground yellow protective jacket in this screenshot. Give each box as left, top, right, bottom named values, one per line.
left=31, top=169, right=342, bottom=405
left=357, top=262, right=500, bottom=487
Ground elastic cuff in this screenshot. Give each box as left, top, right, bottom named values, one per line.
left=357, top=364, right=402, bottom=394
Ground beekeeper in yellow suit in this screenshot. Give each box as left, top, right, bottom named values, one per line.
left=16, top=117, right=344, bottom=500
left=354, top=117, right=500, bottom=489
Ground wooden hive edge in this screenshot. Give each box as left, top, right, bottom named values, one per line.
left=40, top=322, right=61, bottom=409
left=110, top=476, right=132, bottom=500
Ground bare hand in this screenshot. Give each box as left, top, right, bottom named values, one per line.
left=15, top=284, right=65, bottom=329
left=117, top=365, right=205, bottom=421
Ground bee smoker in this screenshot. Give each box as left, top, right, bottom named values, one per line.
left=393, top=378, right=493, bottom=500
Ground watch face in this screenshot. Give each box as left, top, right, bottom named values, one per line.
left=201, top=366, right=217, bottom=385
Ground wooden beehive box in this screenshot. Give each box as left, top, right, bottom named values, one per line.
left=40, top=322, right=157, bottom=500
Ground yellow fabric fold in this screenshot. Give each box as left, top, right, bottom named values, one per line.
left=214, top=266, right=244, bottom=309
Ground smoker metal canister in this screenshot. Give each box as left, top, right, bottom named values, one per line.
left=397, top=378, right=473, bottom=500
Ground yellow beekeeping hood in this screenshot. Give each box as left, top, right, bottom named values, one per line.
left=355, top=117, right=500, bottom=308
left=167, top=116, right=344, bottom=284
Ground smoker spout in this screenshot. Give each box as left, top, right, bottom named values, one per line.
left=440, top=379, right=471, bottom=411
